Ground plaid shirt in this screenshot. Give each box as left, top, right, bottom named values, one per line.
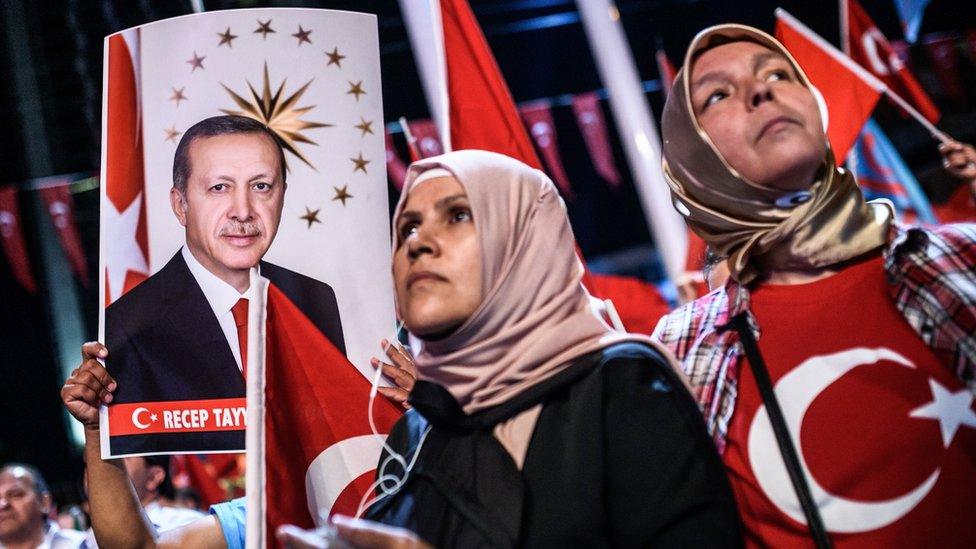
left=652, top=223, right=976, bottom=454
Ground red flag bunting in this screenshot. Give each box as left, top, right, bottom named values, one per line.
left=923, top=36, right=967, bottom=105
left=39, top=181, right=89, bottom=286
left=385, top=131, right=409, bottom=190
left=519, top=102, right=574, bottom=198
left=0, top=186, right=37, bottom=294
left=776, top=10, right=884, bottom=160
left=571, top=93, right=621, bottom=189
left=103, top=31, right=149, bottom=305
left=406, top=119, right=444, bottom=159
left=655, top=49, right=677, bottom=98
left=845, top=0, right=940, bottom=123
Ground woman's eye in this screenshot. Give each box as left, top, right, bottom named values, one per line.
left=703, top=90, right=728, bottom=109
left=399, top=223, right=418, bottom=240
left=766, top=69, right=791, bottom=82
left=451, top=209, right=472, bottom=223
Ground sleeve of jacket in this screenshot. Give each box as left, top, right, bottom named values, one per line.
left=602, top=347, right=742, bottom=547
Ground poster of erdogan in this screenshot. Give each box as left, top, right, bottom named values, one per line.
left=98, top=9, right=401, bottom=463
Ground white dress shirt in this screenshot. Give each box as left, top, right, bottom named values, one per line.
left=181, top=246, right=255, bottom=372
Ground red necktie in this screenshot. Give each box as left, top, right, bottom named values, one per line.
left=231, top=298, right=249, bottom=378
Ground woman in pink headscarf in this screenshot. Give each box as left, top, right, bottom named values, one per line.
left=318, top=149, right=740, bottom=548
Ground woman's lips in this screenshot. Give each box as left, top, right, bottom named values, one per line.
left=407, top=271, right=447, bottom=288
left=756, top=116, right=800, bottom=141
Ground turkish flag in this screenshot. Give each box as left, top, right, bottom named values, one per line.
left=102, top=30, right=149, bottom=305
left=385, top=131, right=409, bottom=190
left=571, top=93, right=621, bottom=189
left=405, top=119, right=444, bottom=160
left=39, top=181, right=89, bottom=286
left=776, top=9, right=883, bottom=160
left=519, top=102, right=574, bottom=198
left=845, top=0, right=940, bottom=122
left=0, top=186, right=37, bottom=294
left=264, top=284, right=401, bottom=534
left=923, top=36, right=966, bottom=106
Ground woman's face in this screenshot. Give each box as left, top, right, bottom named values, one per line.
left=690, top=41, right=826, bottom=191
left=393, top=175, right=483, bottom=339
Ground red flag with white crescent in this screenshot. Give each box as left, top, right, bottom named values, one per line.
left=103, top=30, right=149, bottom=305
left=843, top=0, right=940, bottom=123
left=0, top=186, right=37, bottom=294
left=571, top=92, right=621, bottom=189
left=39, top=180, right=90, bottom=286
left=519, top=102, right=574, bottom=198
left=405, top=119, right=444, bottom=159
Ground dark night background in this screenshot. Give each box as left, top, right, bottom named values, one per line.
left=1, top=0, right=973, bottom=508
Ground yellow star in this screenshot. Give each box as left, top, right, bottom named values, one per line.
left=292, top=25, right=312, bottom=46
left=354, top=117, right=374, bottom=137
left=346, top=80, right=366, bottom=101
left=254, top=19, right=275, bottom=39
left=325, top=47, right=345, bottom=68
left=217, top=27, right=238, bottom=48
left=164, top=125, right=181, bottom=143
left=169, top=87, right=187, bottom=107
left=332, top=185, right=353, bottom=206
left=350, top=153, right=370, bottom=174
left=299, top=206, right=321, bottom=228
left=186, top=52, right=205, bottom=72
left=220, top=62, right=333, bottom=171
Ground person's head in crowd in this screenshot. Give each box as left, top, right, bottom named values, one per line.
left=55, top=505, right=88, bottom=532
left=392, top=149, right=648, bottom=415
left=661, top=24, right=891, bottom=284
left=173, top=487, right=202, bottom=511
left=703, top=247, right=730, bottom=291
left=0, top=463, right=52, bottom=545
left=122, top=455, right=174, bottom=506
left=170, top=114, right=288, bottom=292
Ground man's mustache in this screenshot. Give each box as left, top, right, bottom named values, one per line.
left=219, top=222, right=261, bottom=237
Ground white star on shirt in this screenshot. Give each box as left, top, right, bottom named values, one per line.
left=104, top=193, right=149, bottom=302
left=909, top=378, right=976, bottom=448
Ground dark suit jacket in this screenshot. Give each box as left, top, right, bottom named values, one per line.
left=106, top=251, right=344, bottom=455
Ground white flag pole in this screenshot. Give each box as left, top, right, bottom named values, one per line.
left=399, top=0, right=452, bottom=152
left=245, top=272, right=269, bottom=549
left=576, top=0, right=688, bottom=286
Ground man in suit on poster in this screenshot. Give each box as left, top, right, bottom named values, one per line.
left=105, top=115, right=345, bottom=455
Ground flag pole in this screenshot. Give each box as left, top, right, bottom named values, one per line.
left=245, top=273, right=269, bottom=549
left=883, top=89, right=950, bottom=143
left=399, top=117, right=422, bottom=162
left=576, top=0, right=688, bottom=286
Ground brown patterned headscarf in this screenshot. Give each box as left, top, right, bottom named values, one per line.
left=661, top=24, right=892, bottom=284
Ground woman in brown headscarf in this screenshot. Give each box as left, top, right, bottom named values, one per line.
left=316, top=149, right=741, bottom=548
left=653, top=24, right=976, bottom=548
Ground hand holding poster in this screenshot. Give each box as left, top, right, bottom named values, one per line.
left=98, top=8, right=398, bottom=486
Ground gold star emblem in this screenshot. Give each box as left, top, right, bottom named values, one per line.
left=354, top=117, right=374, bottom=137
left=350, top=153, right=370, bottom=174
left=220, top=63, right=333, bottom=170
left=254, top=19, right=275, bottom=39
left=300, top=206, right=322, bottom=228
left=186, top=52, right=205, bottom=72
left=169, top=87, right=187, bottom=107
left=325, top=47, right=345, bottom=68
left=164, top=125, right=181, bottom=143
left=346, top=80, right=366, bottom=101
left=292, top=25, right=312, bottom=46
left=332, top=185, right=353, bottom=206
left=217, top=27, right=238, bottom=48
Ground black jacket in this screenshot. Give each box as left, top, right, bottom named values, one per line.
left=105, top=251, right=344, bottom=455
left=366, top=342, right=742, bottom=548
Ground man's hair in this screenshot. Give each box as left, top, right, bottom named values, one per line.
left=142, top=455, right=175, bottom=500
left=0, top=463, right=49, bottom=496
left=172, top=115, right=287, bottom=194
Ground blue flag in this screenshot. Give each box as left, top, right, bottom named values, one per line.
left=849, top=118, right=938, bottom=223
left=893, top=0, right=931, bottom=43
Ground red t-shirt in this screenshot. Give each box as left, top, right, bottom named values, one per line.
left=724, top=255, right=976, bottom=548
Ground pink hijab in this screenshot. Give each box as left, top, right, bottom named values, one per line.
left=393, top=150, right=667, bottom=415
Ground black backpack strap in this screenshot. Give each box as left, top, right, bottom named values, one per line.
left=730, top=313, right=832, bottom=549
